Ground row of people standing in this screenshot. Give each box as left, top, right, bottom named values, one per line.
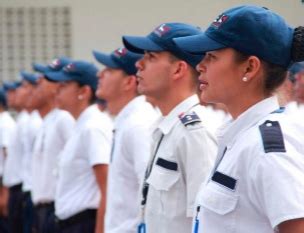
left=0, top=4, right=304, bottom=233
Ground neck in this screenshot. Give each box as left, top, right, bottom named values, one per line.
left=227, top=94, right=270, bottom=119
left=107, top=93, right=136, bottom=116
left=71, top=103, right=89, bottom=120
left=155, top=90, right=194, bottom=116
left=38, top=99, right=56, bottom=118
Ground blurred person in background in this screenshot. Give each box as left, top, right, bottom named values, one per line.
left=93, top=47, right=159, bottom=233
left=31, top=57, right=75, bottom=233
left=46, top=60, right=112, bottom=233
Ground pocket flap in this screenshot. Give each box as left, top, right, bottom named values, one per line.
left=147, top=166, right=180, bottom=191
left=199, top=186, right=238, bottom=215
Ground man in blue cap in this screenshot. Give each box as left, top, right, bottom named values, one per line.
left=17, top=71, right=43, bottom=233
left=0, top=87, right=14, bottom=233
left=31, top=57, right=75, bottom=233
left=93, top=47, right=159, bottom=233
left=122, top=23, right=217, bottom=233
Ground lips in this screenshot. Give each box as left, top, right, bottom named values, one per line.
left=199, top=78, right=209, bottom=91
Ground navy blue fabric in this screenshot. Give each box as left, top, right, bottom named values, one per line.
left=93, top=48, right=142, bottom=75
left=20, top=71, right=40, bottom=85
left=174, top=5, right=293, bottom=68
left=45, top=61, right=98, bottom=91
left=22, top=192, right=34, bottom=233
left=3, top=81, right=21, bottom=91
left=123, top=22, right=204, bottom=68
left=156, top=158, right=178, bottom=171
left=259, top=120, right=286, bottom=153
left=8, top=184, right=23, bottom=233
left=211, top=171, right=237, bottom=190
left=34, top=203, right=59, bottom=233
left=0, top=88, right=6, bottom=107
left=33, top=57, right=72, bottom=75
left=179, top=112, right=201, bottom=126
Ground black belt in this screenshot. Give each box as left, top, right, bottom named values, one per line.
left=9, top=183, right=22, bottom=192
left=35, top=202, right=54, bottom=210
left=57, top=209, right=97, bottom=229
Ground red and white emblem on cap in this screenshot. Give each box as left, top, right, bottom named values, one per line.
left=64, top=63, right=75, bottom=72
left=114, top=48, right=127, bottom=57
left=154, top=24, right=170, bottom=37
left=212, top=14, right=228, bottom=28
left=49, top=59, right=61, bottom=69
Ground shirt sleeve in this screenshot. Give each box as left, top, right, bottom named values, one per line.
left=178, top=126, right=217, bottom=217
left=250, top=147, right=304, bottom=228
left=81, top=128, right=112, bottom=167
left=122, top=124, right=152, bottom=185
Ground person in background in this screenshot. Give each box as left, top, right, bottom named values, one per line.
left=93, top=47, right=159, bottom=233
left=46, top=60, right=112, bottom=233
left=174, top=5, right=304, bottom=233
left=16, top=71, right=43, bottom=233
left=0, top=87, right=15, bottom=233
left=31, top=57, right=75, bottom=233
left=3, top=80, right=28, bottom=233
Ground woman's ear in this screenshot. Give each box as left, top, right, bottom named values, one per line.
left=243, top=56, right=262, bottom=81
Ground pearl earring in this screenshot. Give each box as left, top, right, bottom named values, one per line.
left=78, top=95, right=83, bottom=100
left=242, top=76, right=248, bottom=82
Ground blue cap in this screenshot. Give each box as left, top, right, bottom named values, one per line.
left=173, top=5, right=293, bottom=68
left=45, top=60, right=99, bottom=91
left=93, top=47, right=142, bottom=75
left=122, top=23, right=204, bottom=68
left=32, top=57, right=72, bottom=74
left=3, top=81, right=22, bottom=91
left=0, top=88, right=6, bottom=107
left=288, top=61, right=304, bottom=83
left=20, top=71, right=40, bottom=85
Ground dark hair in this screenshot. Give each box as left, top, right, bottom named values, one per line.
left=77, top=83, right=97, bottom=104
left=234, top=26, right=304, bottom=94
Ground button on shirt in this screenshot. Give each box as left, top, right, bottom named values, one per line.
left=55, top=105, right=113, bottom=220
left=105, top=96, right=159, bottom=233
left=21, top=110, right=42, bottom=192
left=0, top=111, right=16, bottom=178
left=145, top=95, right=217, bottom=233
left=31, top=109, right=75, bottom=204
left=194, top=96, right=304, bottom=233
left=3, top=111, right=29, bottom=187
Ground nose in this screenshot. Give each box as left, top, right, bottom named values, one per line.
left=97, top=70, right=105, bottom=80
left=135, top=57, right=144, bottom=71
left=196, top=59, right=206, bottom=73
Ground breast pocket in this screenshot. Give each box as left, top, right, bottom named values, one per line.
left=197, top=185, right=238, bottom=232
left=146, top=157, right=183, bottom=217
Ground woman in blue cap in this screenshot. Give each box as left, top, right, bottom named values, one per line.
left=45, top=60, right=113, bottom=233
left=174, top=5, right=304, bottom=233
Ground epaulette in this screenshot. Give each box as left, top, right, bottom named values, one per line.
left=259, top=120, right=286, bottom=153
left=179, top=112, right=201, bottom=127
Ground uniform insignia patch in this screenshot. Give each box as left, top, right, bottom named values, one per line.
left=179, top=112, right=201, bottom=126
left=259, top=120, right=286, bottom=153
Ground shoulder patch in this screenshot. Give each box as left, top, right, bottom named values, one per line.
left=179, top=112, right=201, bottom=127
left=259, top=120, right=286, bottom=153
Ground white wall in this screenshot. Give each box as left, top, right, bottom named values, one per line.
left=1, top=0, right=304, bottom=64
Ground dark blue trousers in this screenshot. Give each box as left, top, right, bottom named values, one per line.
left=8, top=184, right=23, bottom=233
left=22, top=192, right=34, bottom=233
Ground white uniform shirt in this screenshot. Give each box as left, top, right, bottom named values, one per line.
left=55, top=105, right=113, bottom=220
left=0, top=111, right=16, bottom=177
left=194, top=96, right=304, bottom=233
left=105, top=96, right=159, bottom=233
left=31, top=108, right=75, bottom=204
left=3, top=111, right=29, bottom=187
left=21, top=110, right=42, bottom=192
left=144, top=95, right=217, bottom=233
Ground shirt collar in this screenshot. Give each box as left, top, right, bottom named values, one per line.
left=114, top=96, right=146, bottom=129
left=220, top=96, right=280, bottom=148
left=157, top=94, right=200, bottom=135
left=75, top=104, right=99, bottom=130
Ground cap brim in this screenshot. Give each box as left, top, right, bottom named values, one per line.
left=173, top=33, right=226, bottom=54
left=32, top=63, right=51, bottom=74
left=122, top=36, right=163, bottom=53
left=92, top=50, right=120, bottom=69
left=44, top=71, right=74, bottom=83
